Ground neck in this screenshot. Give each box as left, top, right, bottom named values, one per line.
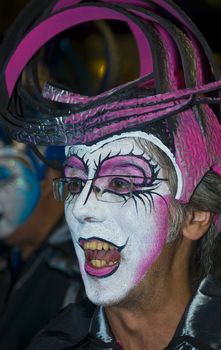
left=105, top=238, right=194, bottom=350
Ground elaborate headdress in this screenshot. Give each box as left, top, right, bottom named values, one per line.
left=0, top=0, right=221, bottom=203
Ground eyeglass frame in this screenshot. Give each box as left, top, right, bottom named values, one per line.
left=52, top=174, right=169, bottom=203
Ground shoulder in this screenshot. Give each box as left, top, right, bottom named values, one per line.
left=26, top=298, right=95, bottom=350
left=167, top=276, right=221, bottom=349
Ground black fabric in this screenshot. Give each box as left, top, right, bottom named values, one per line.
left=26, top=299, right=96, bottom=350
left=26, top=275, right=221, bottom=350
left=165, top=275, right=221, bottom=349
left=0, top=227, right=84, bottom=350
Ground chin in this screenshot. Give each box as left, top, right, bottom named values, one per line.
left=84, top=279, right=133, bottom=307
left=87, top=292, right=126, bottom=307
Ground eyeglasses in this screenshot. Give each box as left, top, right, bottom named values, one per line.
left=53, top=175, right=168, bottom=203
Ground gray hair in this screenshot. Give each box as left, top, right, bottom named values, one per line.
left=136, top=138, right=221, bottom=286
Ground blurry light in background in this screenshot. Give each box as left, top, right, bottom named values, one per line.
left=205, top=0, right=221, bottom=8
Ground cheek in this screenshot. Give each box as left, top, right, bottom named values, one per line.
left=133, top=195, right=171, bottom=284
left=74, top=241, right=85, bottom=269
left=65, top=201, right=75, bottom=227
left=64, top=202, right=71, bottom=223
left=64, top=206, right=85, bottom=268
left=64, top=203, right=77, bottom=243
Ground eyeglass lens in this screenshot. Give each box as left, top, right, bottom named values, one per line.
left=53, top=175, right=144, bottom=202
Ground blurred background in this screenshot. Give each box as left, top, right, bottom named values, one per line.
left=0, top=0, right=221, bottom=96
left=1, top=0, right=221, bottom=49
left=0, top=0, right=221, bottom=46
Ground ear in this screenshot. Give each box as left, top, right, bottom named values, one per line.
left=182, top=209, right=212, bottom=240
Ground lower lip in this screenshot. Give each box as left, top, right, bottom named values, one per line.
left=85, top=261, right=119, bottom=278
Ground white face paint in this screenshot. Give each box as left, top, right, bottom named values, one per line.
left=65, top=137, right=172, bottom=305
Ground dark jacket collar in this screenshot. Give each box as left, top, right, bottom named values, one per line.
left=29, top=275, right=221, bottom=349
left=90, top=306, right=114, bottom=344
left=166, top=275, right=221, bottom=349
left=89, top=275, right=221, bottom=350
left=88, top=306, right=122, bottom=349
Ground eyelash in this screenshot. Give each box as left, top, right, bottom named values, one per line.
left=130, top=181, right=162, bottom=213
left=65, top=153, right=163, bottom=209
left=65, top=174, right=163, bottom=213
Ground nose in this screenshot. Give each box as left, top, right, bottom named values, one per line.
left=70, top=182, right=106, bottom=224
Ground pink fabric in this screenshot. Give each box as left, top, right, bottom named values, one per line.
left=43, top=77, right=221, bottom=202
left=150, top=0, right=193, bottom=30
left=51, top=0, right=81, bottom=13
left=43, top=79, right=221, bottom=107
left=5, top=6, right=151, bottom=96
left=4, top=0, right=221, bottom=203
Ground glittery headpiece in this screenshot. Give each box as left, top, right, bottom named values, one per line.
left=0, top=0, right=221, bottom=203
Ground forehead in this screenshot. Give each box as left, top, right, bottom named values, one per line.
left=65, top=132, right=182, bottom=199
left=66, top=138, right=146, bottom=162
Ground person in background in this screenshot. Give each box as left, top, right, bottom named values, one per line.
left=0, top=141, right=84, bottom=350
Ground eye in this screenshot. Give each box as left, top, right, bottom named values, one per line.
left=67, top=178, right=85, bottom=194
left=108, top=177, right=132, bottom=194
left=0, top=165, right=13, bottom=181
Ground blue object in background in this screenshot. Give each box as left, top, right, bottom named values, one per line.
left=0, top=146, right=40, bottom=239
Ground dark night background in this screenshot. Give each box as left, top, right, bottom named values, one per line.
left=0, top=1, right=221, bottom=51
left=0, top=0, right=221, bottom=92
left=0, top=0, right=221, bottom=47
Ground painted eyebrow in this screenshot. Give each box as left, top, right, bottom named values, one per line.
left=64, top=155, right=88, bottom=172
left=96, top=148, right=151, bottom=167
left=97, top=155, right=154, bottom=177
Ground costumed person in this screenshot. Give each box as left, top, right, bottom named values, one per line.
left=0, top=140, right=84, bottom=350
left=0, top=0, right=221, bottom=349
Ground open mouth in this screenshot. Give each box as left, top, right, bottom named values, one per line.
left=79, top=237, right=124, bottom=278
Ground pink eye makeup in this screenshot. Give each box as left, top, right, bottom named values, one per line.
left=97, top=155, right=152, bottom=178
left=55, top=153, right=168, bottom=206
left=64, top=156, right=87, bottom=178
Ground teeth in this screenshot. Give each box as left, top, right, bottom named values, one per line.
left=90, top=259, right=118, bottom=267
left=91, top=260, right=100, bottom=267
left=84, top=242, right=90, bottom=250
left=83, top=241, right=115, bottom=251
left=91, top=259, right=106, bottom=267
left=103, top=242, right=109, bottom=251
left=97, top=242, right=103, bottom=250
